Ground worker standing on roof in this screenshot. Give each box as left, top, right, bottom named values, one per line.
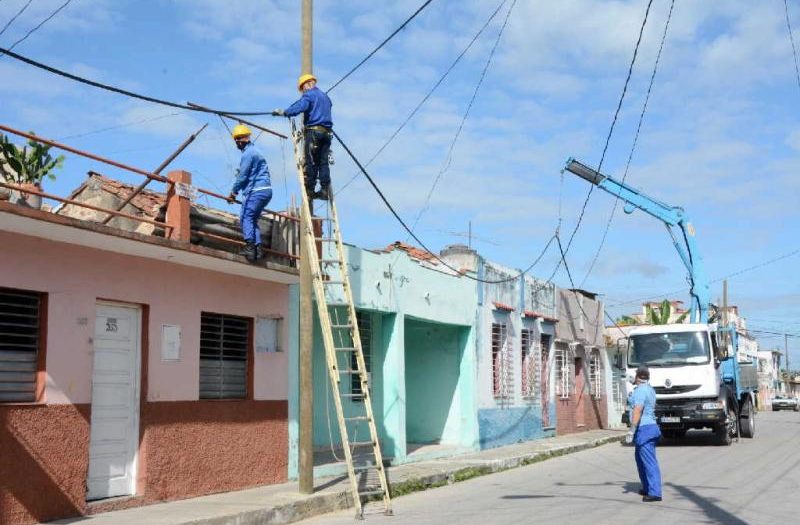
left=227, top=124, right=272, bottom=263
left=272, top=74, right=333, bottom=200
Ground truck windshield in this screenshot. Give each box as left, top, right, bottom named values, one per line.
left=628, top=331, right=710, bottom=367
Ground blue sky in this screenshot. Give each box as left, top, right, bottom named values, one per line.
left=2, top=0, right=799, bottom=363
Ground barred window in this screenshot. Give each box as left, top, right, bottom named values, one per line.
left=491, top=322, right=513, bottom=399
left=589, top=349, right=603, bottom=399
left=554, top=343, right=571, bottom=399
left=351, top=311, right=371, bottom=401
left=200, top=312, right=250, bottom=399
left=0, top=288, right=43, bottom=402
left=520, top=328, right=537, bottom=399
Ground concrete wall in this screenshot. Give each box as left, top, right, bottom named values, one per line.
left=1, top=231, right=291, bottom=525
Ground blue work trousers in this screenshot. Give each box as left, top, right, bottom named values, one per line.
left=634, top=423, right=662, bottom=498
left=303, top=129, right=332, bottom=189
left=239, top=189, right=272, bottom=245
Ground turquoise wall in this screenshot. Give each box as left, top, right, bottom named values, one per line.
left=404, top=319, right=467, bottom=444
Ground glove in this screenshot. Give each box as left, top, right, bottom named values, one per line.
left=271, top=108, right=285, bottom=117
left=226, top=192, right=237, bottom=204
left=625, top=431, right=634, bottom=445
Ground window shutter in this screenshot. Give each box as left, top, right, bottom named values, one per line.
left=0, top=289, right=41, bottom=402
left=200, top=312, right=249, bottom=399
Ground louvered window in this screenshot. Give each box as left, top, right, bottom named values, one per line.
left=589, top=349, right=603, bottom=399
left=521, top=328, right=537, bottom=399
left=200, top=312, right=250, bottom=399
left=555, top=343, right=572, bottom=399
left=0, top=288, right=42, bottom=402
left=351, top=311, right=372, bottom=401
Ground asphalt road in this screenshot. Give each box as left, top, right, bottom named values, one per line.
left=298, top=411, right=800, bottom=524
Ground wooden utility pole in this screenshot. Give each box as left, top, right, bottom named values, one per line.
left=785, top=332, right=790, bottom=391
left=299, top=0, right=314, bottom=495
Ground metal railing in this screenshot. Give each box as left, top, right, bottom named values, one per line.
left=0, top=123, right=299, bottom=265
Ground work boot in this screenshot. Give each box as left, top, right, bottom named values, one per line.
left=314, top=185, right=330, bottom=201
left=239, top=242, right=258, bottom=263
left=255, top=244, right=264, bottom=261
left=304, top=184, right=316, bottom=199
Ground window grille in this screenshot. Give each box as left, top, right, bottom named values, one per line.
left=588, top=348, right=603, bottom=399
left=351, top=311, right=371, bottom=401
left=521, top=328, right=538, bottom=399
left=200, top=312, right=250, bottom=399
left=554, top=343, right=572, bottom=399
left=0, top=288, right=42, bottom=402
left=491, top=321, right=513, bottom=399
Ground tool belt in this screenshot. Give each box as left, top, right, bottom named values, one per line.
left=304, top=125, right=332, bottom=133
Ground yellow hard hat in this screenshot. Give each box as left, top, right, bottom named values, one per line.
left=297, top=73, right=317, bottom=91
left=232, top=123, right=252, bottom=139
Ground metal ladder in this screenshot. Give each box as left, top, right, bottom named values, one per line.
left=291, top=122, right=392, bottom=519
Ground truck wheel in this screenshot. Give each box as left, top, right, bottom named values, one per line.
left=739, top=398, right=755, bottom=438
left=715, top=405, right=736, bottom=446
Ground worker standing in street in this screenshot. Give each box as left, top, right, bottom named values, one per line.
left=227, top=124, right=272, bottom=263
left=272, top=73, right=333, bottom=200
left=628, top=365, right=663, bottom=502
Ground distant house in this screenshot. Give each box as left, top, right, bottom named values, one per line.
left=1, top=170, right=299, bottom=525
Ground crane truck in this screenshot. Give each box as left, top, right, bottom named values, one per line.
left=564, top=159, right=759, bottom=445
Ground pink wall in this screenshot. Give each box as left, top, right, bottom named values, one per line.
left=1, top=231, right=289, bottom=404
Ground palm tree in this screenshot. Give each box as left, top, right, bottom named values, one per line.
left=645, top=299, right=688, bottom=325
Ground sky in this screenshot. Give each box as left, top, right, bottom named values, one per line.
left=1, top=0, right=799, bottom=364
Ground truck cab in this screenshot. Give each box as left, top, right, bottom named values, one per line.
left=622, top=323, right=756, bottom=445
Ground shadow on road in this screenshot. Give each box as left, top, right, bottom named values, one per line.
left=500, top=495, right=555, bottom=500
left=666, top=482, right=751, bottom=525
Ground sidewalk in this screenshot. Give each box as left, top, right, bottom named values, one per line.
left=51, top=429, right=625, bottom=525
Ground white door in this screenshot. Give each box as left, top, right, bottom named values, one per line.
left=87, top=303, right=141, bottom=500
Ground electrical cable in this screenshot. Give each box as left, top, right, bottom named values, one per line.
left=579, top=0, right=675, bottom=288
left=0, top=0, right=33, bottom=39
left=0, top=46, right=275, bottom=116
left=326, top=0, right=436, bottom=93
left=555, top=233, right=596, bottom=326
left=333, top=129, right=556, bottom=284
left=59, top=111, right=184, bottom=140
left=409, top=0, right=517, bottom=234
left=784, top=0, right=800, bottom=96
left=335, top=0, right=508, bottom=196
left=560, top=0, right=656, bottom=259
left=0, top=0, right=72, bottom=59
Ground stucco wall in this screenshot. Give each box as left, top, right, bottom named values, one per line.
left=0, top=230, right=289, bottom=404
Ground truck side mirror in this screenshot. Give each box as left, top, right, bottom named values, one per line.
left=614, top=339, right=626, bottom=370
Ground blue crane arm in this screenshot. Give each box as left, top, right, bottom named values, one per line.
left=563, top=158, right=710, bottom=323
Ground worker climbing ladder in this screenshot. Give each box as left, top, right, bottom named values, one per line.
left=290, top=120, right=392, bottom=519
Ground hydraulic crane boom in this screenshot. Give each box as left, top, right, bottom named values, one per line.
left=564, top=158, right=710, bottom=323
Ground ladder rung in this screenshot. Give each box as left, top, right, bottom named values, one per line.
left=341, top=393, right=365, bottom=398
left=338, top=369, right=361, bottom=374
left=357, top=489, right=386, bottom=497
left=350, top=441, right=375, bottom=447
left=336, top=347, right=357, bottom=352
left=314, top=237, right=336, bottom=242
left=320, top=258, right=342, bottom=264
left=331, top=324, right=353, bottom=329
left=353, top=464, right=381, bottom=472
left=323, top=280, right=346, bottom=285
left=345, top=416, right=370, bottom=422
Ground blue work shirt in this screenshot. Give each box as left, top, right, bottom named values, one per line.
left=231, top=142, right=271, bottom=196
left=630, top=382, right=658, bottom=427
left=284, top=87, right=333, bottom=128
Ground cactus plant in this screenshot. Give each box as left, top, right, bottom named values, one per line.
left=0, top=133, right=65, bottom=186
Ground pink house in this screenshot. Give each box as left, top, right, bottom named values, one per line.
left=0, top=171, right=299, bottom=524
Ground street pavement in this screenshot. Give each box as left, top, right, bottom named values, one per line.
left=298, top=411, right=800, bottom=524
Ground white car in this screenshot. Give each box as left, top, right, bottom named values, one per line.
left=771, top=395, right=799, bottom=412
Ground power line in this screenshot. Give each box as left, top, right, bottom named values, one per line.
left=0, top=0, right=73, bottom=59
left=561, top=0, right=656, bottom=258
left=580, top=0, right=675, bottom=288
left=333, top=128, right=557, bottom=284
left=410, top=0, right=517, bottom=234
left=0, top=0, right=33, bottom=39
left=59, top=111, right=184, bottom=140
left=784, top=0, right=800, bottom=95
left=606, top=246, right=800, bottom=309
left=335, top=0, right=509, bottom=196
left=0, top=46, right=274, bottom=116
left=327, top=0, right=437, bottom=93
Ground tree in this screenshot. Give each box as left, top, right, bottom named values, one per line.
left=645, top=299, right=688, bottom=325
left=0, top=133, right=64, bottom=186
left=615, top=315, right=638, bottom=326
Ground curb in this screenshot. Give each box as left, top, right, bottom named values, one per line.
left=208, top=434, right=624, bottom=525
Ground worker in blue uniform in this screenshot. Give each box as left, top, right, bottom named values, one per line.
left=629, top=365, right=662, bottom=502
left=272, top=73, right=334, bottom=200
left=227, top=124, right=272, bottom=263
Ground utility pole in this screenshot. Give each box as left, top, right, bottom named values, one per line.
left=299, top=0, right=314, bottom=495
left=785, top=332, right=790, bottom=393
